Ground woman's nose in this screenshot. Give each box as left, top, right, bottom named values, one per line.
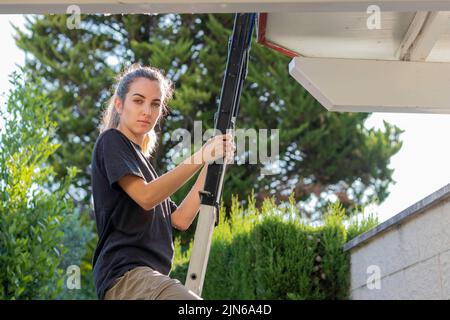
left=143, top=103, right=153, bottom=116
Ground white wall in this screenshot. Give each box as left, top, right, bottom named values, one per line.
left=347, top=195, right=450, bottom=299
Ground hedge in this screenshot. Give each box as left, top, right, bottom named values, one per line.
left=171, top=193, right=377, bottom=299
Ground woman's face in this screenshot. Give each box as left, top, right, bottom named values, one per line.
left=115, top=77, right=163, bottom=135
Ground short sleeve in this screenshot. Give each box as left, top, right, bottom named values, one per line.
left=101, top=131, right=145, bottom=191
left=167, top=198, right=178, bottom=214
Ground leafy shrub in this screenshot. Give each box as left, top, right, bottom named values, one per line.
left=0, top=69, right=82, bottom=299
left=171, top=193, right=378, bottom=299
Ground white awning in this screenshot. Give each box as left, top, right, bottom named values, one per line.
left=258, top=9, right=450, bottom=113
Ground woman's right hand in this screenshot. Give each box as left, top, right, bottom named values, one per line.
left=198, top=133, right=236, bottom=164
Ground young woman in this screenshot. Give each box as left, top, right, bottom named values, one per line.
left=90, top=64, right=235, bottom=300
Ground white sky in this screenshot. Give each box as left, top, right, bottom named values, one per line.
left=0, top=15, right=25, bottom=99
left=1, top=14, right=450, bottom=223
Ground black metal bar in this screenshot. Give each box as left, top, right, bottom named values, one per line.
left=199, top=13, right=255, bottom=225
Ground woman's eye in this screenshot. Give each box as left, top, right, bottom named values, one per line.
left=134, top=100, right=143, bottom=104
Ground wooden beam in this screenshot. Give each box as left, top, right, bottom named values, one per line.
left=2, top=0, right=450, bottom=14
left=396, top=11, right=428, bottom=60
left=408, top=11, right=449, bottom=61
left=289, top=56, right=450, bottom=114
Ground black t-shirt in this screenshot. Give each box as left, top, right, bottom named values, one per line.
left=90, top=128, right=178, bottom=300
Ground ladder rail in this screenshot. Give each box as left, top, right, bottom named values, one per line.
left=185, top=13, right=256, bottom=297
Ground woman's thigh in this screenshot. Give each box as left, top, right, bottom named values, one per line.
left=104, top=266, right=202, bottom=300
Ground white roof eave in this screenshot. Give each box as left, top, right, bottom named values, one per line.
left=2, top=0, right=450, bottom=14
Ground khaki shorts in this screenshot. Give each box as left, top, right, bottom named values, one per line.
left=104, top=266, right=202, bottom=300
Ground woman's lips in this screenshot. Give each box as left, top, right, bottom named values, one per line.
left=138, top=120, right=150, bottom=125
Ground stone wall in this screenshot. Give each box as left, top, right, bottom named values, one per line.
left=344, top=184, right=450, bottom=299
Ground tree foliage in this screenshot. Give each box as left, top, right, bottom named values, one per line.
left=13, top=13, right=403, bottom=220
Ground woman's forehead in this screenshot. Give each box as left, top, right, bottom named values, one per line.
left=129, top=78, right=162, bottom=99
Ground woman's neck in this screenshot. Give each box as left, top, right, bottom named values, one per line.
left=116, top=124, right=144, bottom=148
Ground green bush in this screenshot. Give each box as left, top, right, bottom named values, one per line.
left=0, top=70, right=80, bottom=299
left=171, top=193, right=378, bottom=300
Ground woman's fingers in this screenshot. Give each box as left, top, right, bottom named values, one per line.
left=202, top=133, right=236, bottom=164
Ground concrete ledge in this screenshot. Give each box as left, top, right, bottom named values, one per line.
left=343, top=183, right=450, bottom=252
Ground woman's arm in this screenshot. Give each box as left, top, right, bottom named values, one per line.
left=118, top=133, right=234, bottom=212
left=118, top=151, right=203, bottom=211
left=171, top=164, right=208, bottom=231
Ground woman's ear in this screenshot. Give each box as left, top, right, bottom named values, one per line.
left=114, top=96, right=123, bottom=114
